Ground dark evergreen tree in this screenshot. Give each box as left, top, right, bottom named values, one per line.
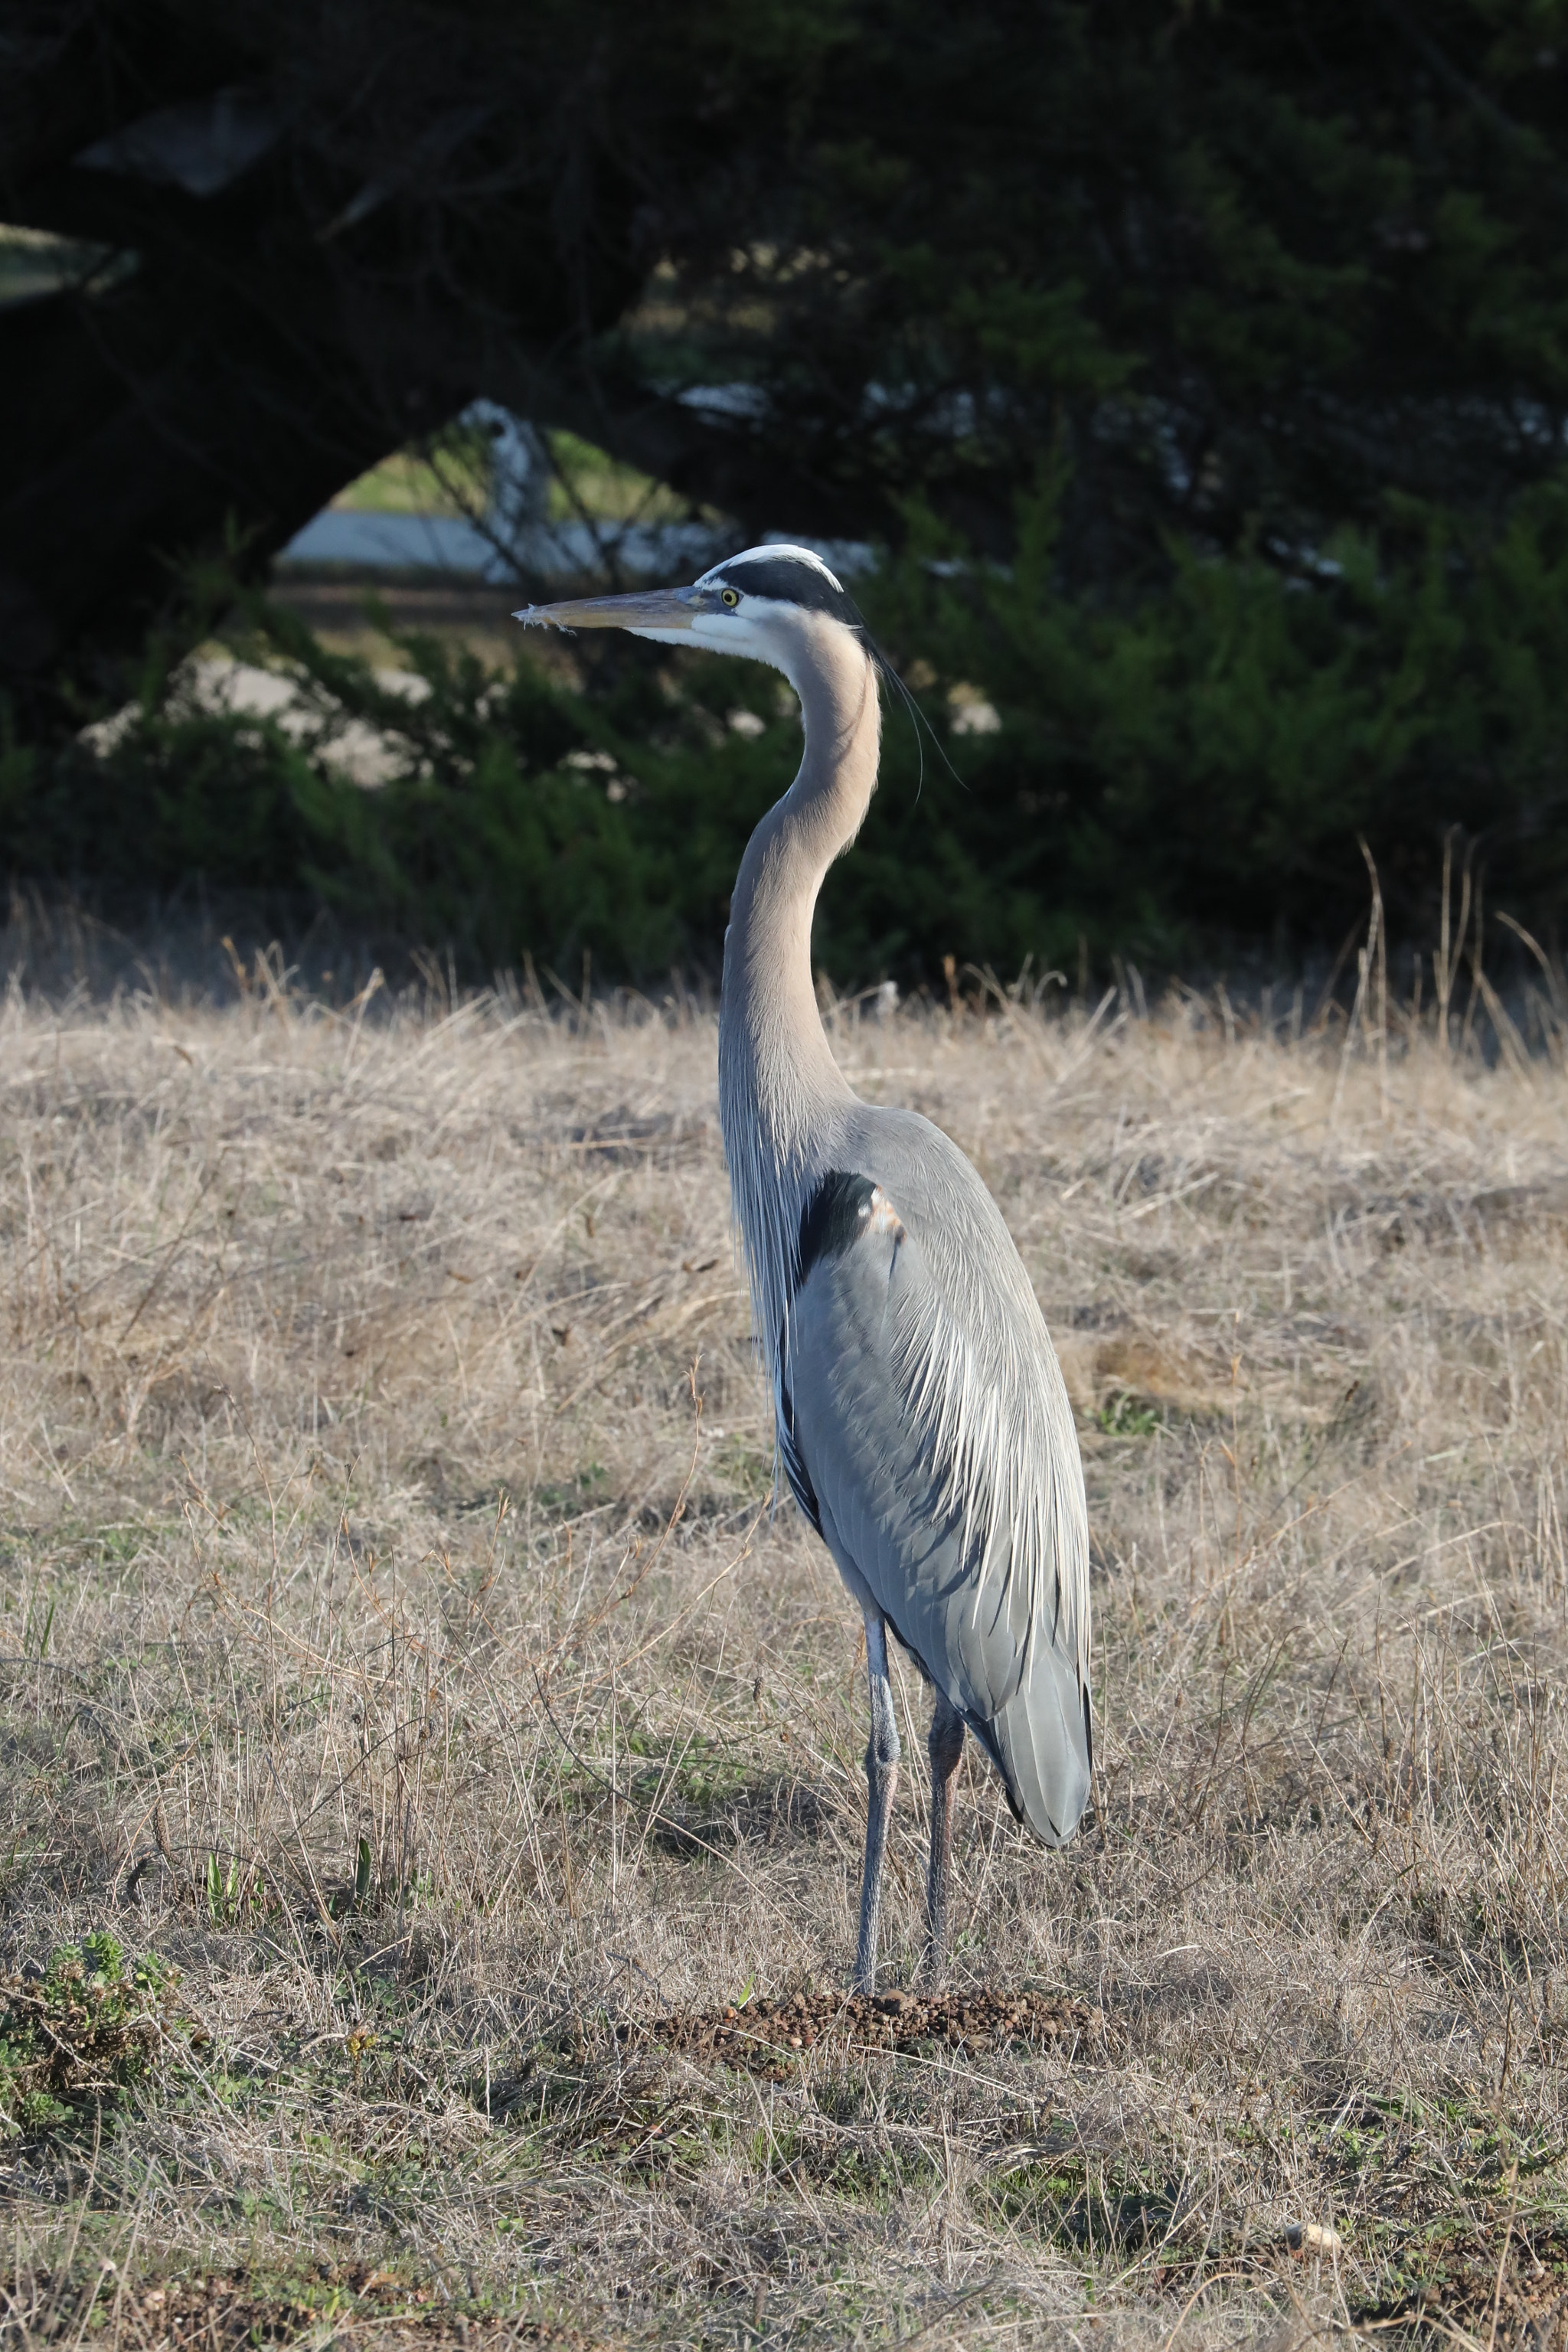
left=6, top=2, right=1568, bottom=965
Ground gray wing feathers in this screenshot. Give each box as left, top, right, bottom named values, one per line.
left=786, top=1155, right=1091, bottom=1845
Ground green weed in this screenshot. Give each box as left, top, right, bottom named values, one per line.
left=0, top=1935, right=190, bottom=2137
left=1096, top=1392, right=1161, bottom=1437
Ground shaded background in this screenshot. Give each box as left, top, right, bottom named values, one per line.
left=5, top=0, right=1568, bottom=986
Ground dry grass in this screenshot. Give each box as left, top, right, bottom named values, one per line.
left=2, top=956, right=1567, bottom=2350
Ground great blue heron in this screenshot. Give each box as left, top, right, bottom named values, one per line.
left=517, top=545, right=1092, bottom=1991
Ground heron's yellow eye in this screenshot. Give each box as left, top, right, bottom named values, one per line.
left=720, top=587, right=740, bottom=607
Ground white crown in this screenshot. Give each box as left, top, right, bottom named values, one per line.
left=697, top=544, right=844, bottom=594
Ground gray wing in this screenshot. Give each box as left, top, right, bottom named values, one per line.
left=782, top=1165, right=1091, bottom=1845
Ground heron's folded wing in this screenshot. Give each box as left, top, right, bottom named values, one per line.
left=785, top=1174, right=1090, bottom=1844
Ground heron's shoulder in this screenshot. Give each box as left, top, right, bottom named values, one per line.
left=794, top=1168, right=903, bottom=1282
left=831, top=1104, right=1027, bottom=1273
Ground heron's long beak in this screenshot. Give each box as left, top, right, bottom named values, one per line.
left=512, top=585, right=699, bottom=633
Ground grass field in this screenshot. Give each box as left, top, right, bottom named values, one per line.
left=329, top=426, right=694, bottom=528
left=2, top=963, right=1566, bottom=2349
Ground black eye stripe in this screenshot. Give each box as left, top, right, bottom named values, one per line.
left=710, top=557, right=866, bottom=626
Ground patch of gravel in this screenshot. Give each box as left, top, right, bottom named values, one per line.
left=622, top=1985, right=1119, bottom=2076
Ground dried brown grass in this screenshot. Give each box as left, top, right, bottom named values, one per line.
left=2, top=961, right=1567, bottom=2349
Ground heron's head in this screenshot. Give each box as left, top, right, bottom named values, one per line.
left=514, top=544, right=871, bottom=691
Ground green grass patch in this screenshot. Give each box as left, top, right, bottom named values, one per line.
left=626, top=1729, right=755, bottom=1813
left=710, top=1433, right=773, bottom=1499
left=975, top=2148, right=1179, bottom=2252
left=0, top=1933, right=193, bottom=2138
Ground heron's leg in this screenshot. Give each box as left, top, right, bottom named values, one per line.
left=853, top=1613, right=900, bottom=1994
left=923, top=1694, right=965, bottom=1981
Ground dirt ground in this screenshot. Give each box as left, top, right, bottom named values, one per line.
left=1, top=959, right=1566, bottom=2348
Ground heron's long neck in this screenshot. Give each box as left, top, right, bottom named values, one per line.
left=719, top=626, right=881, bottom=1347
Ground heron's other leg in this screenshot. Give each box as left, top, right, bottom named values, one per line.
left=853, top=1613, right=900, bottom=1994
left=924, top=1694, right=965, bottom=1981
